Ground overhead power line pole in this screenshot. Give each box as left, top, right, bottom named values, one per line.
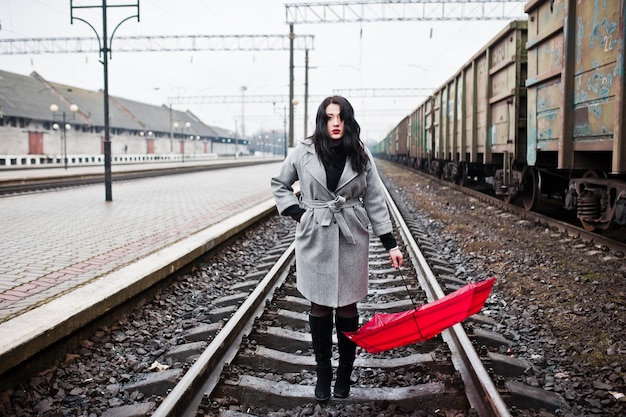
left=289, top=24, right=295, bottom=149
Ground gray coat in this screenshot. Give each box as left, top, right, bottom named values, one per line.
left=271, top=138, right=393, bottom=307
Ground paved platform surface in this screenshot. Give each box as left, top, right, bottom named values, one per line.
left=0, top=161, right=284, bottom=372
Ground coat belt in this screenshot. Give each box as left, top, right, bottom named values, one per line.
left=302, top=196, right=361, bottom=244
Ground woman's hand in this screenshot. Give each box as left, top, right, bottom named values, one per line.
left=389, top=247, right=403, bottom=269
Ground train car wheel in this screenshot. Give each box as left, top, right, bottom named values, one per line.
left=577, top=193, right=612, bottom=232
left=581, top=216, right=613, bottom=231
left=582, top=169, right=607, bottom=179
left=521, top=166, right=539, bottom=211
left=579, top=219, right=597, bottom=232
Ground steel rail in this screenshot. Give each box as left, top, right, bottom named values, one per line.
left=151, top=242, right=296, bottom=417
left=378, top=160, right=624, bottom=260
left=398, top=164, right=626, bottom=256
left=382, top=185, right=511, bottom=417
left=446, top=180, right=626, bottom=256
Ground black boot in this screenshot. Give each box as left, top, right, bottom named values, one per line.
left=334, top=314, right=359, bottom=398
left=309, top=314, right=333, bottom=401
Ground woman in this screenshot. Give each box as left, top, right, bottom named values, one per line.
left=271, top=96, right=403, bottom=401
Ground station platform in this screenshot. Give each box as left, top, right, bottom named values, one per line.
left=0, top=159, right=284, bottom=375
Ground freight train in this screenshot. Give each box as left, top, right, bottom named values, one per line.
left=373, top=0, right=626, bottom=232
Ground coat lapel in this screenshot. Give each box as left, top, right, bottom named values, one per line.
left=301, top=139, right=360, bottom=195
left=301, top=142, right=331, bottom=193
left=336, top=157, right=358, bottom=191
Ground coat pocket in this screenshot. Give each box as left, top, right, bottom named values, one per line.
left=299, top=208, right=312, bottom=224
left=296, top=208, right=314, bottom=235
left=353, top=205, right=371, bottom=229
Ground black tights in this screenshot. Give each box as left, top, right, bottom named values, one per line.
left=311, top=302, right=357, bottom=318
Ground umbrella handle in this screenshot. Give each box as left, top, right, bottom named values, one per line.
left=398, top=269, right=418, bottom=309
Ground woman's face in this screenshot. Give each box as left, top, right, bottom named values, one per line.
left=325, top=103, right=344, bottom=141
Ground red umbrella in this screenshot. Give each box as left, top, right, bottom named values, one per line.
left=344, top=277, right=496, bottom=354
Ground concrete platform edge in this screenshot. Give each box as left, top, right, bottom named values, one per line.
left=0, top=198, right=278, bottom=375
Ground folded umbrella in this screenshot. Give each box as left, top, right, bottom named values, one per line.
left=344, top=277, right=496, bottom=354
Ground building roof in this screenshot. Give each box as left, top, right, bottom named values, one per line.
left=0, top=69, right=234, bottom=139
left=0, top=69, right=62, bottom=120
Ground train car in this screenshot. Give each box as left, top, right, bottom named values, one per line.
left=382, top=115, right=410, bottom=164
left=385, top=125, right=399, bottom=161
left=525, top=0, right=626, bottom=230
left=429, top=89, right=441, bottom=176
left=407, top=97, right=432, bottom=171
left=371, top=136, right=386, bottom=156
left=375, top=129, right=395, bottom=159
left=396, top=114, right=410, bottom=165
left=382, top=1, right=626, bottom=231
left=417, top=20, right=528, bottom=189
left=404, top=94, right=445, bottom=173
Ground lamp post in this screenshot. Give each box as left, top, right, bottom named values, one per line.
left=268, top=130, right=278, bottom=157
left=273, top=103, right=289, bottom=159
left=184, top=121, right=190, bottom=162
left=50, top=103, right=78, bottom=169
left=168, top=105, right=174, bottom=153
left=240, top=85, right=247, bottom=138
left=70, top=0, right=139, bottom=202
left=238, top=86, right=247, bottom=159
left=173, top=121, right=179, bottom=158
left=283, top=105, right=288, bottom=158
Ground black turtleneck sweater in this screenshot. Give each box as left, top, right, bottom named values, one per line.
left=325, top=141, right=347, bottom=191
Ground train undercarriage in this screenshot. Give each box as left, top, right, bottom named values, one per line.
left=565, top=177, right=626, bottom=231
left=496, top=166, right=626, bottom=231
left=410, top=156, right=626, bottom=232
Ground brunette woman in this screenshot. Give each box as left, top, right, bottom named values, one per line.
left=271, top=96, right=403, bottom=400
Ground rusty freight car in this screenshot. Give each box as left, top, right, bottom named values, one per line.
left=419, top=20, right=528, bottom=190
left=379, top=0, right=626, bottom=231
left=525, top=0, right=626, bottom=230
left=397, top=115, right=410, bottom=164
left=407, top=97, right=433, bottom=171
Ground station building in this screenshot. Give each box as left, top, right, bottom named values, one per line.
left=0, top=69, right=249, bottom=167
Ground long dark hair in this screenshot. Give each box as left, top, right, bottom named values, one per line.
left=311, top=96, right=369, bottom=174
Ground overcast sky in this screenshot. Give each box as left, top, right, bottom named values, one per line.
left=0, top=0, right=526, bottom=144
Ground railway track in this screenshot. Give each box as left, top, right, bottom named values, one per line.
left=115, top=177, right=575, bottom=417
left=145, top=182, right=511, bottom=417
left=1, top=164, right=583, bottom=416
left=381, top=159, right=626, bottom=256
